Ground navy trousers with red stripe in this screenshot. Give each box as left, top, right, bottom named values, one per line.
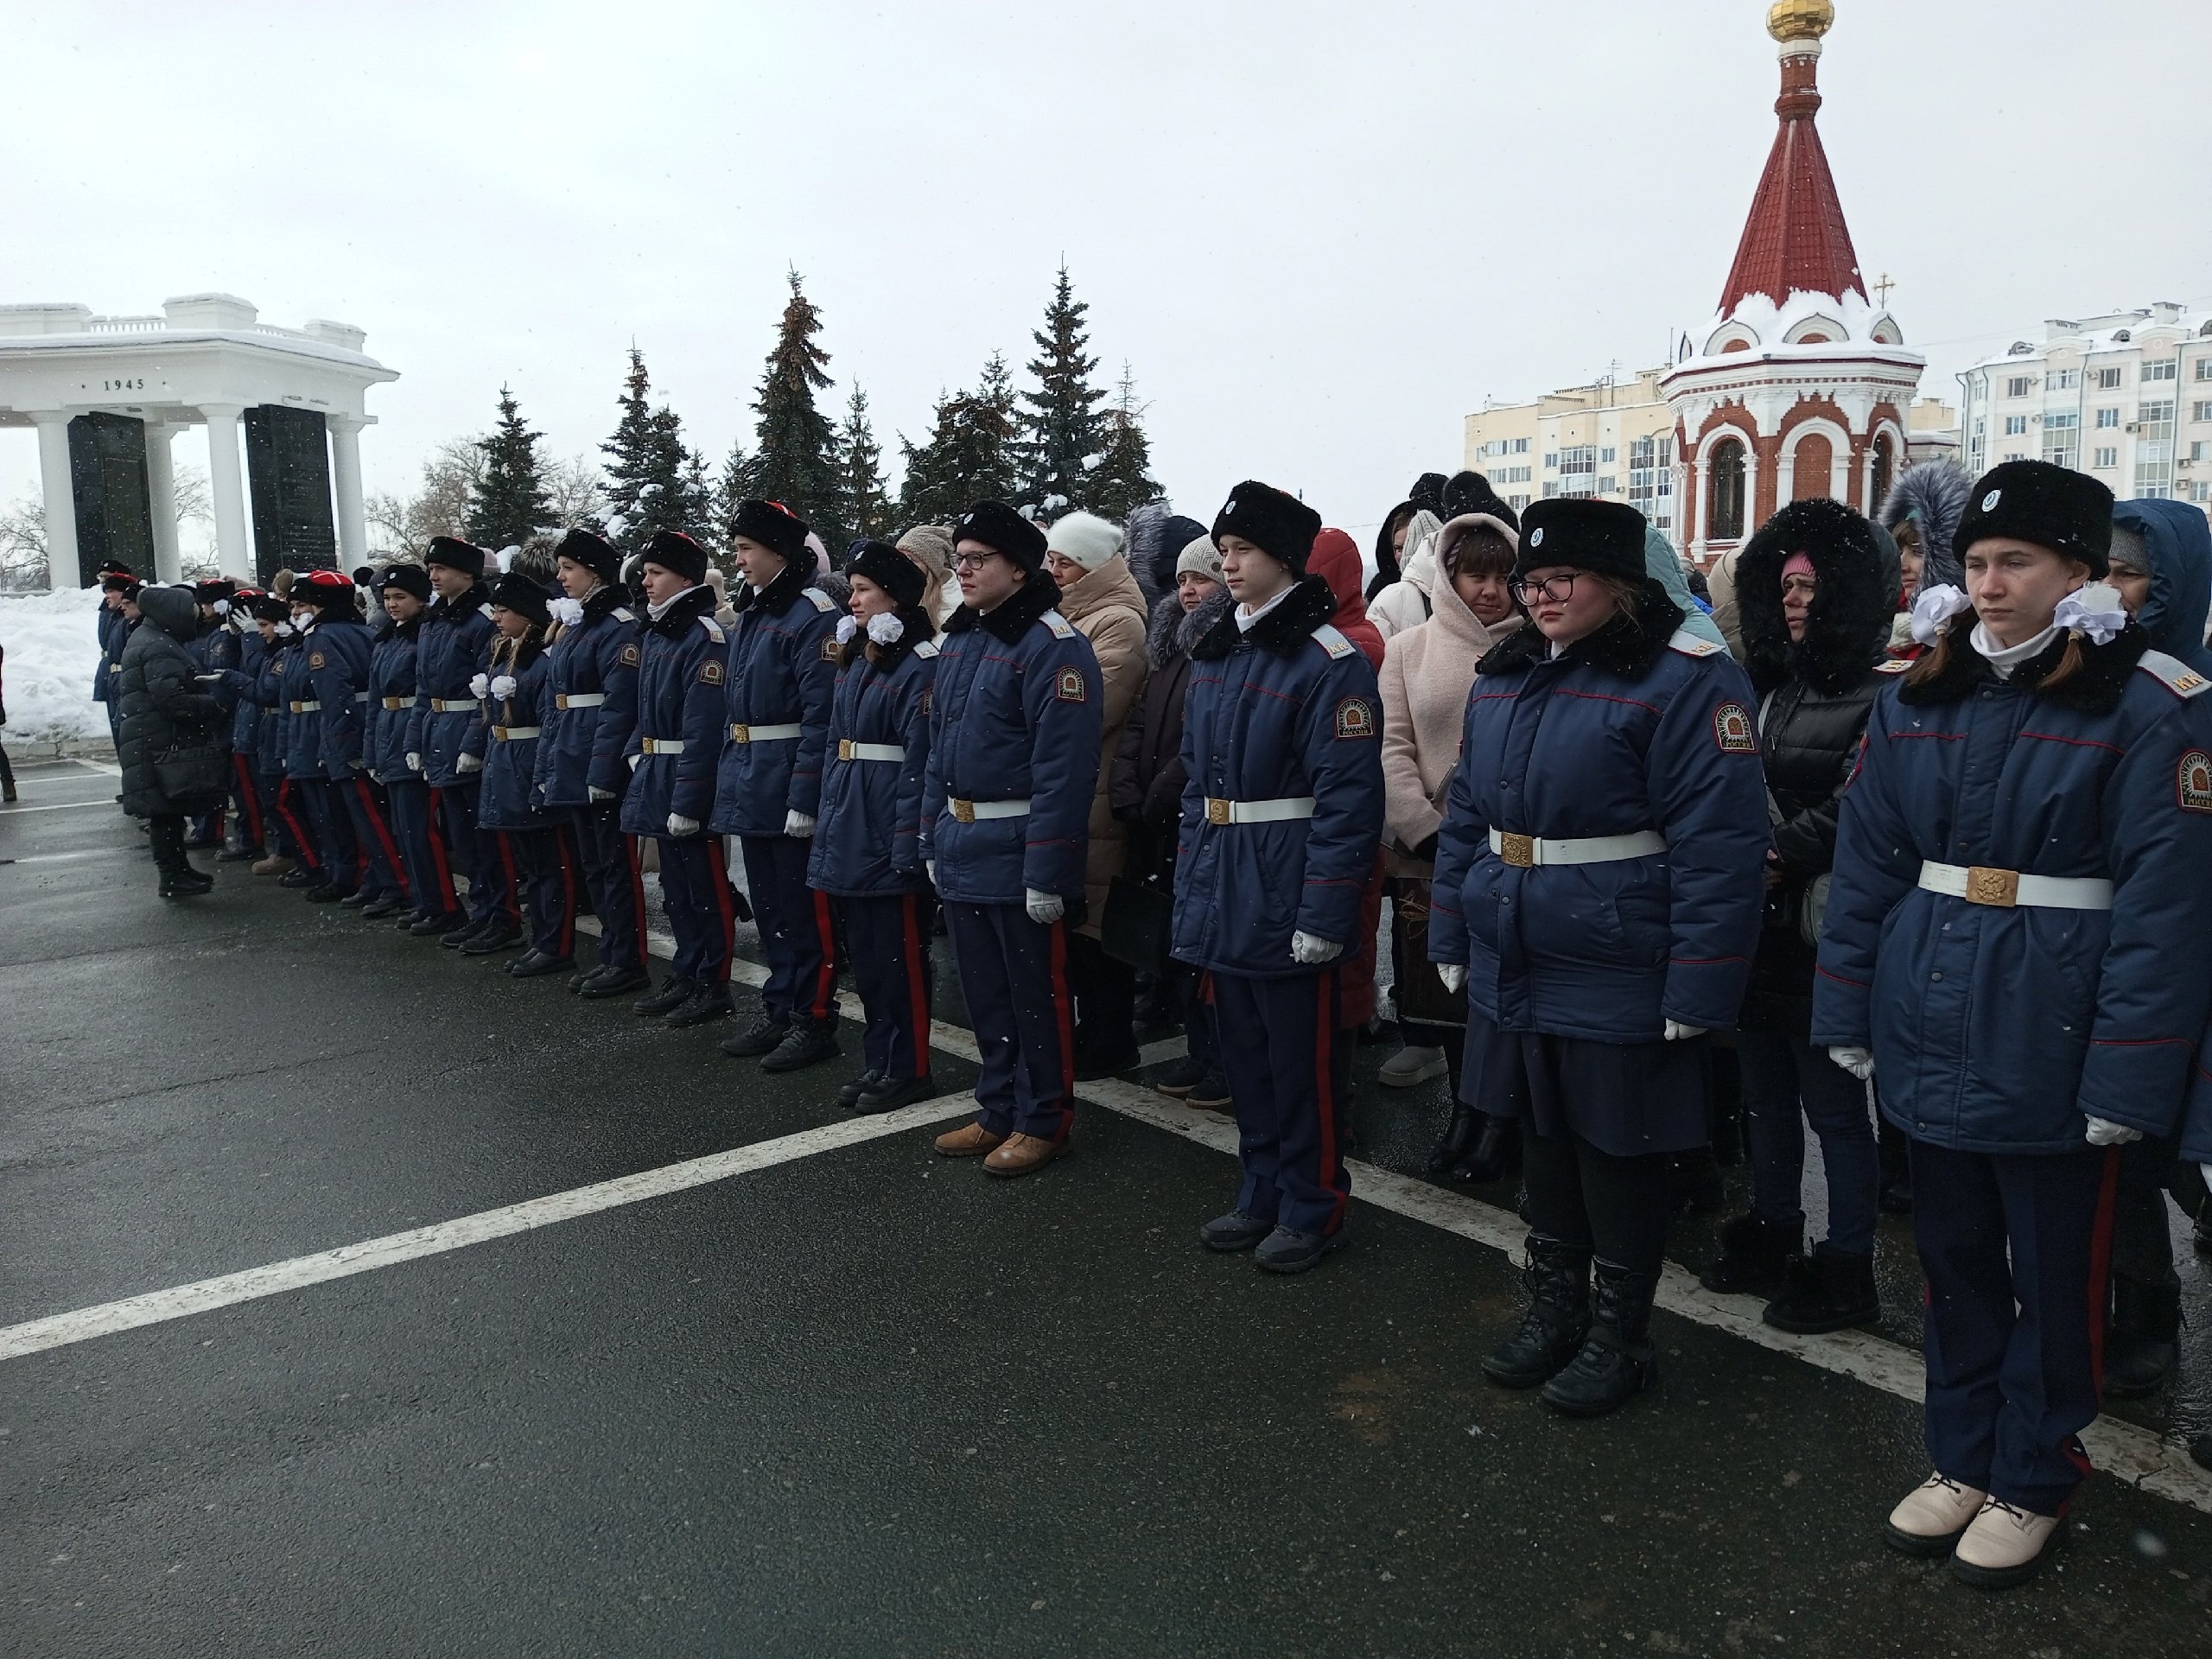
left=389, top=778, right=457, bottom=918
left=944, top=902, right=1071, bottom=1141
left=512, top=821, right=581, bottom=960
left=569, top=802, right=643, bottom=971
left=228, top=753, right=265, bottom=854
left=340, top=772, right=407, bottom=903
left=297, top=777, right=357, bottom=892
left=1911, top=1140, right=2120, bottom=1516
left=274, top=777, right=321, bottom=870
left=842, top=892, right=933, bottom=1082
left=1214, top=966, right=1351, bottom=1238
left=741, top=835, right=839, bottom=1026
left=657, top=835, right=734, bottom=984
left=436, top=779, right=517, bottom=929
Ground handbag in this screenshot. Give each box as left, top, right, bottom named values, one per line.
left=1390, top=878, right=1465, bottom=1028
left=1100, top=874, right=1174, bottom=975
left=153, top=740, right=226, bottom=810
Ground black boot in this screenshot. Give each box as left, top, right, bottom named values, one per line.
left=1426, top=1105, right=1480, bottom=1179
left=440, top=916, right=492, bottom=949
left=581, top=965, right=652, bottom=1001
left=1697, top=1211, right=1800, bottom=1298
left=719, top=1015, right=789, bottom=1058
left=2104, top=1277, right=2183, bottom=1400
left=1454, top=1114, right=1522, bottom=1184
left=836, top=1071, right=885, bottom=1109
left=159, top=868, right=215, bottom=899
left=664, top=980, right=734, bottom=1027
left=1482, top=1234, right=1592, bottom=1389
left=633, top=976, right=696, bottom=1017
left=1761, top=1242, right=1879, bottom=1334
left=1541, top=1259, right=1659, bottom=1418
left=760, top=1019, right=842, bottom=1072
left=854, top=1075, right=936, bottom=1114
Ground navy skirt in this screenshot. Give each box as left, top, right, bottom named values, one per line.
left=1459, top=1007, right=1711, bottom=1159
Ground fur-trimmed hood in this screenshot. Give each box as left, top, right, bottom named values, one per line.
left=1880, top=461, right=1973, bottom=593
left=2113, top=498, right=2212, bottom=675
left=1735, top=498, right=1898, bottom=696
left=1190, top=575, right=1338, bottom=661
left=1475, top=578, right=1685, bottom=680
left=1900, top=619, right=2152, bottom=716
left=942, top=570, right=1065, bottom=645
left=1146, top=586, right=1235, bottom=668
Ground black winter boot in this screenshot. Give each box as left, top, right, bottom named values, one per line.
left=1698, top=1211, right=1801, bottom=1298
left=1541, top=1259, right=1659, bottom=1418
left=1454, top=1114, right=1522, bottom=1185
left=760, top=1019, right=841, bottom=1072
left=1483, top=1234, right=1592, bottom=1389
left=1427, top=1105, right=1479, bottom=1179
left=632, top=976, right=696, bottom=1016
left=2104, top=1277, right=2183, bottom=1400
left=1761, top=1242, right=1880, bottom=1334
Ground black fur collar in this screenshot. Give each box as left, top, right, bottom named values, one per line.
left=1898, top=620, right=2150, bottom=715
left=643, top=584, right=717, bottom=639
left=944, top=573, right=1065, bottom=645
left=1190, top=575, right=1338, bottom=661
left=1475, top=581, right=1684, bottom=678
left=432, top=585, right=490, bottom=623
left=735, top=560, right=810, bottom=619
left=583, top=583, right=629, bottom=622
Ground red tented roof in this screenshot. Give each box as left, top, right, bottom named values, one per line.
left=1717, top=53, right=1865, bottom=315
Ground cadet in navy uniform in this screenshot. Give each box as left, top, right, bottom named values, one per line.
left=215, top=588, right=271, bottom=865
left=296, top=570, right=409, bottom=916
left=622, top=529, right=737, bottom=1028
left=1816, top=461, right=2212, bottom=1588
left=245, top=597, right=312, bottom=879
left=369, top=563, right=461, bottom=931
left=95, top=563, right=137, bottom=754
left=535, top=528, right=649, bottom=998
left=709, top=500, right=844, bottom=1070
left=279, top=582, right=356, bottom=899
left=475, top=573, right=579, bottom=976
left=1429, top=499, right=1768, bottom=1415
left=810, top=540, right=942, bottom=1114
left=410, top=537, right=521, bottom=951
left=1172, top=483, right=1385, bottom=1273
left=183, top=578, right=239, bottom=849
left=922, top=500, right=1103, bottom=1177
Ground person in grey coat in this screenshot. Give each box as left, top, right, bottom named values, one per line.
left=118, top=584, right=226, bottom=898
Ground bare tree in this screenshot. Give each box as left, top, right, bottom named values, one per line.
left=543, top=452, right=608, bottom=531
left=0, top=494, right=49, bottom=591
left=364, top=439, right=485, bottom=558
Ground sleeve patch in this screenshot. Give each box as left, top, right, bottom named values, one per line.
left=1055, top=666, right=1087, bottom=702
left=308, top=652, right=326, bottom=670
left=820, top=637, right=840, bottom=661
left=2180, top=750, right=2212, bottom=813
left=700, top=659, right=725, bottom=686
left=1334, top=696, right=1376, bottom=739
left=1713, top=702, right=1758, bottom=753
left=619, top=643, right=641, bottom=667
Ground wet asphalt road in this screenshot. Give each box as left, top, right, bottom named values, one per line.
left=5, top=756, right=2212, bottom=1657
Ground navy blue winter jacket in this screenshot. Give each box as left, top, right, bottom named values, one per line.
left=532, top=585, right=639, bottom=810
left=95, top=604, right=130, bottom=703
left=1815, top=626, right=2212, bottom=1154
left=1170, top=576, right=1385, bottom=976
left=809, top=624, right=939, bottom=897
left=919, top=577, right=1102, bottom=905
left=408, top=588, right=496, bottom=787
left=709, top=563, right=841, bottom=838
left=225, top=631, right=267, bottom=755
left=365, top=620, right=423, bottom=784
left=279, top=632, right=327, bottom=780
left=302, top=613, right=374, bottom=779
left=1427, top=589, right=1770, bottom=1041
left=620, top=586, right=727, bottom=836
left=476, top=639, right=553, bottom=831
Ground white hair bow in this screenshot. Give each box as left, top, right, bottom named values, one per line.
left=835, top=614, right=858, bottom=645
left=469, top=672, right=490, bottom=699
left=2055, top=582, right=2127, bottom=646
left=1909, top=583, right=1974, bottom=646
left=866, top=612, right=906, bottom=645
left=547, top=596, right=583, bottom=627
left=490, top=674, right=517, bottom=700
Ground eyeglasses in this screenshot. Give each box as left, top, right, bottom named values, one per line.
left=1510, top=574, right=1579, bottom=604
left=952, top=550, right=1001, bottom=572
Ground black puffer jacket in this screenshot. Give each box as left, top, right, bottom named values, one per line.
left=1734, top=498, right=1903, bottom=1022
left=118, top=585, right=225, bottom=817
left=1109, top=587, right=1233, bottom=883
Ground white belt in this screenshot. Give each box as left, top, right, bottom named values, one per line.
left=491, top=725, right=541, bottom=741
left=838, top=740, right=904, bottom=763
left=555, top=692, right=605, bottom=709
left=728, top=722, right=802, bottom=742
left=639, top=737, right=684, bottom=754
left=431, top=697, right=480, bottom=713
left=289, top=700, right=321, bottom=713
left=1917, top=860, right=2113, bottom=911
left=1490, top=829, right=1668, bottom=868
left=948, top=797, right=1030, bottom=823
left=1204, top=795, right=1316, bottom=826
left=353, top=691, right=371, bottom=702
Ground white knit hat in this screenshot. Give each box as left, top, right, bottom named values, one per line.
left=1174, top=534, right=1223, bottom=582
left=1045, top=511, right=1124, bottom=573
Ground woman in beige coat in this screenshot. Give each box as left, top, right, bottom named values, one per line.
left=1045, top=511, right=1152, bottom=1077
left=1378, top=511, right=1526, bottom=1181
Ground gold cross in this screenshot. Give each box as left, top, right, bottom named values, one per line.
left=1873, top=272, right=1896, bottom=306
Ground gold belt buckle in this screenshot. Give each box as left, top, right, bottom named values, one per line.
left=643, top=737, right=661, bottom=754
left=838, top=738, right=855, bottom=760
left=1498, top=831, right=1535, bottom=868
left=1206, top=798, right=1231, bottom=826
left=729, top=723, right=749, bottom=743
left=951, top=798, right=976, bottom=823
left=1965, top=866, right=2019, bottom=907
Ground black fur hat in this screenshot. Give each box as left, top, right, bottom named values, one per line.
left=423, top=536, right=488, bottom=580
left=489, top=570, right=551, bottom=627
left=1443, top=468, right=1521, bottom=534
left=193, top=577, right=237, bottom=605
left=1212, top=480, right=1322, bottom=575
left=953, top=499, right=1049, bottom=575
left=1956, top=461, right=2113, bottom=579
left=1408, top=473, right=1449, bottom=518
left=554, top=526, right=622, bottom=587
left=249, top=592, right=290, bottom=624
left=1514, top=499, right=1648, bottom=585
left=379, top=563, right=432, bottom=602
left=844, top=538, right=927, bottom=610
left=293, top=568, right=357, bottom=610
left=731, top=499, right=810, bottom=561
left=640, top=528, right=709, bottom=585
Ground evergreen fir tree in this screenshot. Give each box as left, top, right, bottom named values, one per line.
left=1087, top=365, right=1165, bottom=524
left=899, top=353, right=1025, bottom=525
left=835, top=385, right=893, bottom=543
left=749, top=268, right=842, bottom=544
left=1016, top=264, right=1107, bottom=516
left=467, top=385, right=554, bottom=549
left=600, top=348, right=706, bottom=552
left=715, top=435, right=762, bottom=546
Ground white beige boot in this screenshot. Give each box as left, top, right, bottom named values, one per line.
left=1884, top=1472, right=1986, bottom=1557
left=1951, top=1497, right=2062, bottom=1589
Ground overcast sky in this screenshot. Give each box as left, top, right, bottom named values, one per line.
left=5, top=0, right=2209, bottom=551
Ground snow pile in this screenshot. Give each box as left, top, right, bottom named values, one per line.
left=0, top=585, right=109, bottom=744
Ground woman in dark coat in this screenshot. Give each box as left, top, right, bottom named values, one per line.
left=1698, top=499, right=1902, bottom=1332
left=118, top=583, right=226, bottom=897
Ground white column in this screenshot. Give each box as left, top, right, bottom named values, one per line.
left=144, top=421, right=182, bottom=583
left=327, top=413, right=367, bottom=569
left=30, top=411, right=79, bottom=591
left=199, top=403, right=251, bottom=580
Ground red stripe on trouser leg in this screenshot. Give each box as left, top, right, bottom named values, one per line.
left=353, top=777, right=410, bottom=901
left=494, top=831, right=521, bottom=925
left=555, top=823, right=579, bottom=959
left=232, top=754, right=264, bottom=846
left=2085, top=1145, right=2122, bottom=1402
left=426, top=790, right=458, bottom=912
left=626, top=833, right=650, bottom=961
left=275, top=779, right=319, bottom=870
left=1314, top=965, right=1347, bottom=1235
left=706, top=837, right=735, bottom=982
left=1049, top=918, right=1075, bottom=1140
left=901, top=893, right=931, bottom=1078
left=810, top=888, right=838, bottom=1020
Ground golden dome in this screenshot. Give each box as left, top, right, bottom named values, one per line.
left=1768, top=0, right=1835, bottom=42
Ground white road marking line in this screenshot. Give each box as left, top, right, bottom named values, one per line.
left=69, top=756, right=122, bottom=778
left=0, top=798, right=122, bottom=816
left=0, top=1093, right=977, bottom=1363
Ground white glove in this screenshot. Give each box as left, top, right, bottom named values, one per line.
left=455, top=752, right=481, bottom=773
left=1291, top=931, right=1344, bottom=965
left=628, top=752, right=642, bottom=772
left=784, top=810, right=816, bottom=838
left=588, top=785, right=615, bottom=803
left=469, top=672, right=490, bottom=699
left=1663, top=1021, right=1707, bottom=1042
left=1026, top=888, right=1065, bottom=925
left=925, top=859, right=937, bottom=888
left=405, top=751, right=422, bottom=772
left=1438, top=963, right=1467, bottom=994
left=275, top=621, right=295, bottom=639
left=489, top=674, right=517, bottom=700
left=668, top=813, right=701, bottom=836
left=1828, top=1046, right=1875, bottom=1081
left=2085, top=1116, right=2142, bottom=1147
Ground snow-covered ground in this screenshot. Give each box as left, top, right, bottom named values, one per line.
left=1, top=585, right=109, bottom=746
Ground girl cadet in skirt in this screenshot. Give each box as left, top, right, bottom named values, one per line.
left=1428, top=498, right=1768, bottom=1417
left=810, top=541, right=943, bottom=1115
left=475, top=571, right=582, bottom=979
left=1815, top=460, right=2212, bottom=1589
